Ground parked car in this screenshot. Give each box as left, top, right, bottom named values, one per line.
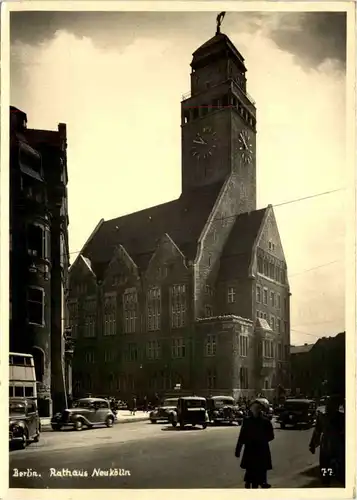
left=150, top=397, right=178, bottom=424
left=277, top=398, right=317, bottom=429
left=206, top=396, right=244, bottom=425
left=170, top=396, right=208, bottom=430
left=9, top=398, right=40, bottom=449
left=51, top=397, right=115, bottom=431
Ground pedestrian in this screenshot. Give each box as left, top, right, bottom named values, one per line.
left=143, top=395, right=148, bottom=413
left=131, top=395, right=137, bottom=416
left=309, top=395, right=345, bottom=485
left=235, top=399, right=275, bottom=489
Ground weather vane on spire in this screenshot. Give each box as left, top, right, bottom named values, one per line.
left=216, top=12, right=226, bottom=35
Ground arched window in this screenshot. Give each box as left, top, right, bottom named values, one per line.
left=32, top=346, right=45, bottom=383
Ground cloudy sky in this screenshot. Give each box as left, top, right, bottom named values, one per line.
left=9, top=7, right=348, bottom=344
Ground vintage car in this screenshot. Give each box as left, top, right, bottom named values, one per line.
left=9, top=398, right=40, bottom=449
left=150, top=397, right=178, bottom=424
left=51, top=397, right=115, bottom=431
left=170, top=396, right=208, bottom=429
left=206, top=396, right=244, bottom=425
left=277, top=398, right=317, bottom=429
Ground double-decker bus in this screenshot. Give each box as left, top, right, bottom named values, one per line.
left=9, top=352, right=37, bottom=399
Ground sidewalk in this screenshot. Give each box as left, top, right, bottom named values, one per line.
left=40, top=410, right=149, bottom=431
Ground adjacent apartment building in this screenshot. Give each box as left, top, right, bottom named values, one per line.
left=10, top=106, right=73, bottom=415
left=69, top=27, right=291, bottom=401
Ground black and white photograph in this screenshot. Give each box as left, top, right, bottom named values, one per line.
left=1, top=0, right=355, bottom=495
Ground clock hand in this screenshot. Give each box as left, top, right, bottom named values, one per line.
left=241, top=136, right=248, bottom=149
left=193, top=139, right=205, bottom=145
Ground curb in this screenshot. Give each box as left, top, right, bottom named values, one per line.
left=40, top=416, right=149, bottom=432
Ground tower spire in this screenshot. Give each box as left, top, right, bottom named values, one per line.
left=216, top=11, right=226, bottom=35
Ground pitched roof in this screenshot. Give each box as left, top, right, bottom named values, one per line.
left=192, top=33, right=246, bottom=69
left=219, top=208, right=267, bottom=279
left=290, top=344, right=314, bottom=355
left=83, top=181, right=224, bottom=278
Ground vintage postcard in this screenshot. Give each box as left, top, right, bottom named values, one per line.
left=0, top=1, right=355, bottom=499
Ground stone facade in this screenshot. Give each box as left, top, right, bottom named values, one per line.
left=10, top=106, right=71, bottom=416
left=69, top=30, right=291, bottom=402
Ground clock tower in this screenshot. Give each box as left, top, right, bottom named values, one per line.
left=181, top=31, right=257, bottom=213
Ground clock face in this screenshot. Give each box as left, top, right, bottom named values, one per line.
left=237, top=129, right=253, bottom=165
left=191, top=127, right=217, bottom=160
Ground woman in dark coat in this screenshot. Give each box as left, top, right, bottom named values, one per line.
left=235, top=399, right=275, bottom=488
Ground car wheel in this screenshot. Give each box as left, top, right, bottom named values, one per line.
left=202, top=423, right=207, bottom=429
left=150, top=419, right=157, bottom=424
left=105, top=416, right=114, bottom=428
left=172, top=421, right=177, bottom=428
left=75, top=420, right=83, bottom=431
left=51, top=424, right=62, bottom=431
left=20, top=432, right=27, bottom=449
left=280, top=423, right=285, bottom=429
left=179, top=421, right=184, bottom=429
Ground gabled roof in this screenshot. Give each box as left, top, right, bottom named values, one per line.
left=83, top=181, right=224, bottom=278
left=219, top=208, right=267, bottom=279
left=290, top=344, right=314, bottom=355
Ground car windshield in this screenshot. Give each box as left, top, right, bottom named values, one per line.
left=10, top=403, right=26, bottom=415
left=162, top=399, right=178, bottom=407
left=284, top=401, right=309, bottom=411
left=215, top=399, right=234, bottom=407
left=72, top=400, right=94, bottom=408
left=185, top=399, right=205, bottom=408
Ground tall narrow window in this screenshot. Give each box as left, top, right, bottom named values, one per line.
left=270, top=315, right=275, bottom=331
left=239, top=335, right=248, bottom=357
left=263, top=288, right=268, bottom=305
left=205, top=334, right=217, bottom=356
left=147, top=287, right=161, bottom=331
left=83, top=297, right=96, bottom=338
left=257, top=256, right=263, bottom=273
left=270, top=291, right=275, bottom=307
left=207, top=369, right=217, bottom=389
left=146, top=340, right=161, bottom=359
left=240, top=367, right=248, bottom=389
left=256, top=285, right=261, bottom=303
left=227, top=286, right=236, bottom=303
left=104, top=293, right=116, bottom=336
left=27, top=223, right=48, bottom=260
left=127, top=343, right=138, bottom=362
left=123, top=288, right=138, bottom=333
left=170, top=284, right=186, bottom=328
left=171, top=338, right=185, bottom=358
left=85, top=351, right=95, bottom=363
left=27, top=287, right=44, bottom=326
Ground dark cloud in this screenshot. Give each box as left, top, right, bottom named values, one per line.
left=10, top=10, right=346, bottom=69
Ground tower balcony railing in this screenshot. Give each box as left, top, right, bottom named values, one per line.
left=181, top=88, right=255, bottom=106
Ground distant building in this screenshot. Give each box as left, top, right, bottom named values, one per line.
left=290, top=333, right=345, bottom=397
left=10, top=106, right=72, bottom=415
left=69, top=28, right=291, bottom=401
left=290, top=343, right=314, bottom=395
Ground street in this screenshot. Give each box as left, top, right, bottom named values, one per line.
left=9, top=419, right=325, bottom=489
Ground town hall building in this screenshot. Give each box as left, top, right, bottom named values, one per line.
left=68, top=24, right=291, bottom=402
